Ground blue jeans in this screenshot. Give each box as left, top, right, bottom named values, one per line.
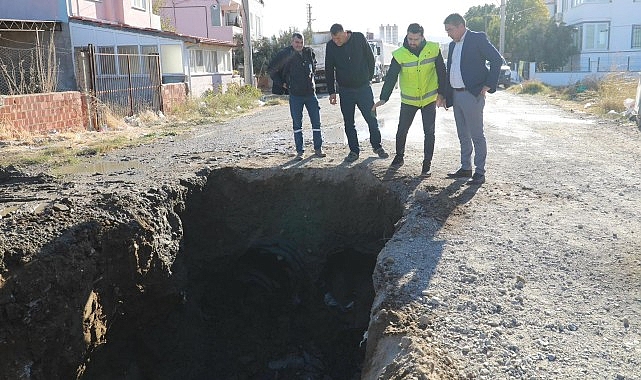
left=338, top=84, right=382, bottom=154
left=289, top=94, right=322, bottom=153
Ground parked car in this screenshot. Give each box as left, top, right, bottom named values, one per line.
left=498, top=59, right=512, bottom=88
left=487, top=59, right=512, bottom=88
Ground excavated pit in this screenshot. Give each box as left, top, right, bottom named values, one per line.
left=78, top=167, right=403, bottom=379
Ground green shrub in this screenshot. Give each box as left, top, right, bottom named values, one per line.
left=518, top=80, right=549, bottom=95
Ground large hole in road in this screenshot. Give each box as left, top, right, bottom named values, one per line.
left=79, top=167, right=402, bottom=379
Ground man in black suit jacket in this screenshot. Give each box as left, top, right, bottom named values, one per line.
left=437, top=13, right=503, bottom=185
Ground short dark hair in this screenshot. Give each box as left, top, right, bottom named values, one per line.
left=444, top=13, right=466, bottom=27
left=292, top=32, right=303, bottom=41
left=330, top=23, right=344, bottom=35
left=407, top=23, right=424, bottom=35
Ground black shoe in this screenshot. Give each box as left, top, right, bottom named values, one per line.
left=467, top=173, right=485, bottom=185
left=344, top=151, right=359, bottom=162
left=391, top=154, right=404, bottom=167
left=314, top=149, right=327, bottom=158
left=374, top=147, right=389, bottom=159
left=447, top=168, right=473, bottom=178
left=421, top=160, right=431, bottom=177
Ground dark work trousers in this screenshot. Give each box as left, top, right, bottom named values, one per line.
left=338, top=84, right=382, bottom=154
left=395, top=101, right=436, bottom=165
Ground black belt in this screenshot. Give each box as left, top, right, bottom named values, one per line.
left=454, top=87, right=466, bottom=92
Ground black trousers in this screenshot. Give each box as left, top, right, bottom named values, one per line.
left=395, top=101, right=436, bottom=163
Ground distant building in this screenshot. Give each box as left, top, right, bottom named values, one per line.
left=159, top=0, right=265, bottom=43
left=379, top=24, right=399, bottom=45
left=554, top=0, right=641, bottom=72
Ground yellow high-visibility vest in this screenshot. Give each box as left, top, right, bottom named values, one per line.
left=392, top=42, right=440, bottom=107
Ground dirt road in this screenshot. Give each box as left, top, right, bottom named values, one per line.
left=1, top=83, right=640, bottom=379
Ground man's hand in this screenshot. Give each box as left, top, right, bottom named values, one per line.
left=372, top=100, right=386, bottom=111
left=436, top=94, right=446, bottom=108
left=329, top=94, right=337, bottom=105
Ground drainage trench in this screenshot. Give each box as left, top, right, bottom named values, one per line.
left=79, top=167, right=402, bottom=379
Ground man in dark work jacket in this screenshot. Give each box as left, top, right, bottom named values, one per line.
left=325, top=23, right=389, bottom=163
left=268, top=33, right=325, bottom=160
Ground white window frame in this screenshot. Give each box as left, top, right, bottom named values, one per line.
left=140, top=45, right=159, bottom=74
left=132, top=0, right=147, bottom=10
left=581, top=22, right=609, bottom=51
left=204, top=50, right=217, bottom=73
left=117, top=45, right=142, bottom=75
left=97, top=46, right=116, bottom=75
left=190, top=49, right=205, bottom=73
left=571, top=0, right=609, bottom=6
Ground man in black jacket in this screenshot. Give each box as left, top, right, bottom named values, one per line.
left=325, top=23, right=388, bottom=162
left=268, top=33, right=325, bottom=160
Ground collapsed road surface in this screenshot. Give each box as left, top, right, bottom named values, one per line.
left=1, top=85, right=640, bottom=379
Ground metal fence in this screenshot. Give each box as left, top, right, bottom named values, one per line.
left=538, top=52, right=641, bottom=73
left=76, top=44, right=163, bottom=130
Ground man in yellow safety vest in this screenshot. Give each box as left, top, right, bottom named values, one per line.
left=373, top=23, right=446, bottom=176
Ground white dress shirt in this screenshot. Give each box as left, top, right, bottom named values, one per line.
left=449, top=30, right=467, bottom=89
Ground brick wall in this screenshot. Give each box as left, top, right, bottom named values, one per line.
left=161, top=83, right=189, bottom=114
left=0, top=92, right=87, bottom=134
left=0, top=85, right=188, bottom=137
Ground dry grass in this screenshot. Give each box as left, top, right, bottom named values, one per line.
left=512, top=74, right=639, bottom=117
left=0, top=85, right=265, bottom=169
left=596, top=73, right=638, bottom=113
left=0, top=119, right=189, bottom=168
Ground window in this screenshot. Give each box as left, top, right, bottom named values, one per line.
left=118, top=45, right=141, bottom=74
left=225, top=11, right=241, bottom=27
left=97, top=46, right=116, bottom=75
left=633, top=25, right=641, bottom=49
left=132, top=0, right=146, bottom=10
left=211, top=5, right=221, bottom=26
left=190, top=50, right=218, bottom=73
left=141, top=45, right=159, bottom=74
left=190, top=49, right=204, bottom=72
left=580, top=22, right=609, bottom=51
left=571, top=0, right=609, bottom=6
left=204, top=51, right=217, bottom=73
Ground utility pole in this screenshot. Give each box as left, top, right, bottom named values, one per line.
left=306, top=3, right=314, bottom=32
left=241, top=0, right=254, bottom=86
left=499, top=0, right=506, bottom=55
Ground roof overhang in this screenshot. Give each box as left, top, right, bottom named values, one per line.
left=0, top=19, right=62, bottom=32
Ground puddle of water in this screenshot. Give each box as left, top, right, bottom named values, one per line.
left=53, top=160, right=142, bottom=176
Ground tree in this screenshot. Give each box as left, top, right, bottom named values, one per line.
left=503, top=0, right=549, bottom=61
left=233, top=28, right=301, bottom=76
left=463, top=0, right=576, bottom=70
left=152, top=0, right=175, bottom=32
left=539, top=21, right=578, bottom=71
left=465, top=4, right=499, bottom=34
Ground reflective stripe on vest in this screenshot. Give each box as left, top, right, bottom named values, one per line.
left=392, top=42, right=440, bottom=107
